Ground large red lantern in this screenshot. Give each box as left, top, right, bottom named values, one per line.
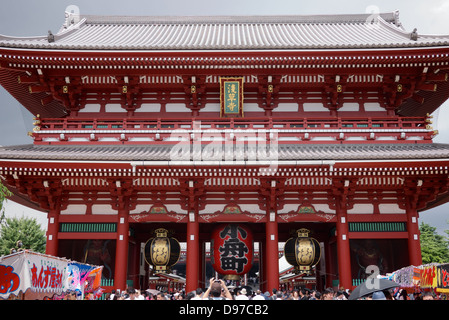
left=211, top=224, right=253, bottom=280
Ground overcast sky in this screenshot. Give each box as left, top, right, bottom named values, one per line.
left=1, top=0, right=449, bottom=234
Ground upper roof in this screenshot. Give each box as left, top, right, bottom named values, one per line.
left=1, top=10, right=449, bottom=50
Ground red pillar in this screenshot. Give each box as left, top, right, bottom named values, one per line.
left=186, top=212, right=199, bottom=292
left=45, top=208, right=60, bottom=256
left=265, top=212, right=279, bottom=292
left=336, top=205, right=352, bottom=289
left=406, top=206, right=422, bottom=266
left=114, top=208, right=129, bottom=291
left=259, top=240, right=266, bottom=292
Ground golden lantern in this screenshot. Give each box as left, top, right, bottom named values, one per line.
left=144, top=228, right=180, bottom=273
left=284, top=228, right=321, bottom=274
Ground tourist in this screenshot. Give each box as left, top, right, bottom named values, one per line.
left=312, top=291, right=321, bottom=300
left=125, top=288, right=137, bottom=300
left=235, top=288, right=249, bottom=300
left=322, top=288, right=334, bottom=300
left=299, top=288, right=309, bottom=300
left=190, top=288, right=203, bottom=300
left=108, top=289, right=116, bottom=300
left=270, top=288, right=277, bottom=300
left=156, top=292, right=167, bottom=300
left=174, top=292, right=185, bottom=300
left=335, top=290, right=347, bottom=300
left=422, top=292, right=434, bottom=300
left=398, top=289, right=410, bottom=300
left=290, top=289, right=300, bottom=300
left=252, top=289, right=266, bottom=300
left=371, top=291, right=386, bottom=300
left=383, top=290, right=394, bottom=300
left=202, top=278, right=232, bottom=300
left=135, top=289, right=145, bottom=300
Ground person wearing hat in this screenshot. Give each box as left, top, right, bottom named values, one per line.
left=371, top=291, right=387, bottom=300
left=235, top=288, right=249, bottom=300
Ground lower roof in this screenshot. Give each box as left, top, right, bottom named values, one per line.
left=1, top=143, right=449, bottom=163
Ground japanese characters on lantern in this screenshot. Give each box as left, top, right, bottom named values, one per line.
left=284, top=228, right=321, bottom=274
left=144, top=228, right=180, bottom=273
left=211, top=224, right=253, bottom=279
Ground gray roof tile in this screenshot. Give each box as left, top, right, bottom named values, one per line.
left=0, top=143, right=448, bottom=162
left=1, top=11, right=449, bottom=50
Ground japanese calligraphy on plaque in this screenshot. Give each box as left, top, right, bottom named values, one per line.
left=220, top=77, right=244, bottom=117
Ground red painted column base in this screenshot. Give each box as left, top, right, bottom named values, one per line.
left=336, top=210, right=352, bottom=289
left=265, top=218, right=279, bottom=292
left=45, top=209, right=60, bottom=257
left=114, top=211, right=129, bottom=291
left=407, top=207, right=423, bottom=266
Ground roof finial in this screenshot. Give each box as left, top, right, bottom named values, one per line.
left=63, top=5, right=81, bottom=29
left=410, top=28, right=418, bottom=41
left=47, top=30, right=55, bottom=43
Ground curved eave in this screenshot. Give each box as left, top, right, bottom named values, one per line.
left=3, top=40, right=449, bottom=51
left=7, top=185, right=47, bottom=213
left=0, top=67, right=66, bottom=118
left=1, top=46, right=449, bottom=118
left=420, top=191, right=449, bottom=212
left=2, top=45, right=449, bottom=65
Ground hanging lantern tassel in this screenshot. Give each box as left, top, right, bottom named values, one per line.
left=144, top=228, right=181, bottom=273
left=284, top=228, right=321, bottom=274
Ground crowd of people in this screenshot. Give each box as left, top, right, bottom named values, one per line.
left=103, top=278, right=438, bottom=300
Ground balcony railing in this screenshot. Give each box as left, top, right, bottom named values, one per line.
left=30, top=116, right=436, bottom=145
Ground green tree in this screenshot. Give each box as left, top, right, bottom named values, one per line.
left=419, top=222, right=449, bottom=264
left=0, top=179, right=12, bottom=224
left=0, top=216, right=46, bottom=255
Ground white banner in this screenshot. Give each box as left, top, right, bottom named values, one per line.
left=0, top=252, right=27, bottom=299
left=25, top=251, right=68, bottom=294
left=0, top=251, right=69, bottom=299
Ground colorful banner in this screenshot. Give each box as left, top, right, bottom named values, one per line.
left=437, top=264, right=449, bottom=293
left=67, top=262, right=103, bottom=295
left=421, top=264, right=438, bottom=289
left=0, top=252, right=27, bottom=298
left=0, top=251, right=68, bottom=299
left=393, top=265, right=416, bottom=288
left=26, top=251, right=68, bottom=294
left=0, top=251, right=102, bottom=300
left=220, top=77, right=244, bottom=118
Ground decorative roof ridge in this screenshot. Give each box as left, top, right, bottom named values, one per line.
left=377, top=15, right=410, bottom=38
left=78, top=12, right=398, bottom=26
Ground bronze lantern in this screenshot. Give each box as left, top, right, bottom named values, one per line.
left=144, top=228, right=180, bottom=273
left=284, top=228, right=321, bottom=274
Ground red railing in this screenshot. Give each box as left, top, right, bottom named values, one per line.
left=30, top=116, right=435, bottom=144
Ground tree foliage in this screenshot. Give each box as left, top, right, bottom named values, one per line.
left=0, top=179, right=12, bottom=224
left=0, top=216, right=46, bottom=255
left=420, top=222, right=449, bottom=264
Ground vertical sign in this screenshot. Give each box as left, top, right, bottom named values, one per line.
left=220, top=77, right=244, bottom=117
